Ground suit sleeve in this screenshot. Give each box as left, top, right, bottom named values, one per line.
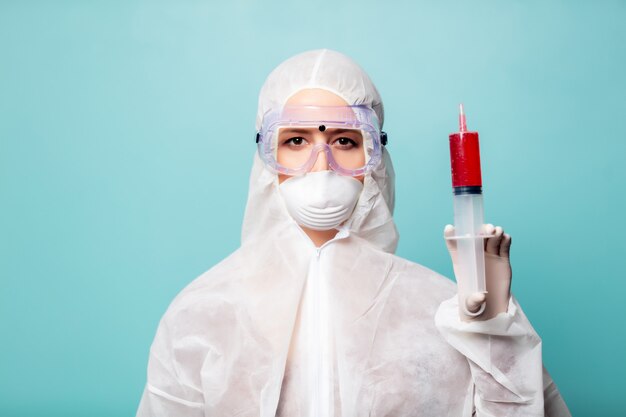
left=435, top=295, right=571, bottom=417
left=136, top=303, right=207, bottom=417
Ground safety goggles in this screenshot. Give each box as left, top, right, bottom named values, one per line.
left=256, top=105, right=387, bottom=177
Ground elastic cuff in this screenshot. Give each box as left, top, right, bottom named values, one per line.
left=435, top=295, right=521, bottom=336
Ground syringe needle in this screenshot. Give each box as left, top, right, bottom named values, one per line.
left=459, top=103, right=467, bottom=132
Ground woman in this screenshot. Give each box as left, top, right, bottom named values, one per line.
left=137, top=49, right=570, bottom=416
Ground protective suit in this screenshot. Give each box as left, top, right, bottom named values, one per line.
left=136, top=49, right=571, bottom=417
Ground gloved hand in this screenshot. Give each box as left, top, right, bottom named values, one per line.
left=444, top=224, right=512, bottom=321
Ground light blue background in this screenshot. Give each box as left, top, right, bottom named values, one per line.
left=1, top=0, right=624, bottom=415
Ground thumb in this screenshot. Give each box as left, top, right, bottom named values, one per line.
left=465, top=292, right=486, bottom=314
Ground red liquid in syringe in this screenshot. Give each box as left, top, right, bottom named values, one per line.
left=449, top=104, right=482, bottom=191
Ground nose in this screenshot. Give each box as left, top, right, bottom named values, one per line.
left=310, top=146, right=330, bottom=172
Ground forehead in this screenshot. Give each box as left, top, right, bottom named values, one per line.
left=285, top=88, right=349, bottom=107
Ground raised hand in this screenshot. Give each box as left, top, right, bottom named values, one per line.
left=444, top=224, right=512, bottom=321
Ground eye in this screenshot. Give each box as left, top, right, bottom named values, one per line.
left=333, top=137, right=358, bottom=149
left=284, top=136, right=307, bottom=146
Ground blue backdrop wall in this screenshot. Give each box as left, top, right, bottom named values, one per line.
left=1, top=0, right=624, bottom=415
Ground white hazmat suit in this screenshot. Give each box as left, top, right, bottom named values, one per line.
left=136, top=49, right=571, bottom=417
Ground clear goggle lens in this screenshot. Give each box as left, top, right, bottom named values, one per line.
left=257, top=105, right=384, bottom=176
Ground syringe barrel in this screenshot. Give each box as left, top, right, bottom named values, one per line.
left=452, top=191, right=487, bottom=295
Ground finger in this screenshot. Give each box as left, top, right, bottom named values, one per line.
left=482, top=224, right=495, bottom=250
left=444, top=224, right=457, bottom=252
left=500, top=233, right=512, bottom=258
left=486, top=226, right=504, bottom=255
left=466, top=292, right=486, bottom=313
left=483, top=223, right=495, bottom=235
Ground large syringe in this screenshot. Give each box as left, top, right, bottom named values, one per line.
left=448, top=104, right=488, bottom=317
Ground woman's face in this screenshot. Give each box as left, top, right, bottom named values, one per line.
left=277, top=89, right=366, bottom=184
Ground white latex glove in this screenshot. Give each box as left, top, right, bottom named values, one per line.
left=444, top=224, right=512, bottom=321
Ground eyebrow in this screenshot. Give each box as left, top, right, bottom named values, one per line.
left=279, top=128, right=312, bottom=135
left=325, top=128, right=361, bottom=135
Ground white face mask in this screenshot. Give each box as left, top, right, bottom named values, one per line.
left=278, top=171, right=364, bottom=231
